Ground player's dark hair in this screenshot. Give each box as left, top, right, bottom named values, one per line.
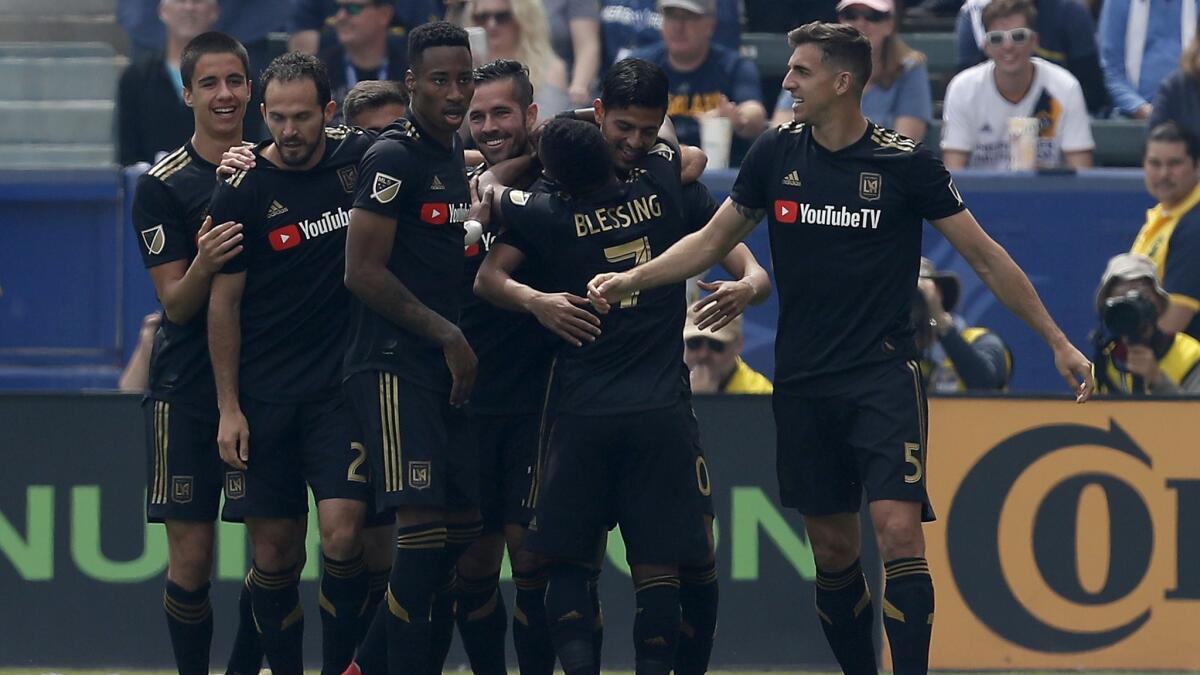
left=408, top=21, right=471, bottom=72
left=600, top=58, right=669, bottom=111
left=1147, top=121, right=1200, bottom=162
left=787, top=22, right=872, bottom=93
left=474, top=59, right=534, bottom=108
left=180, top=31, right=250, bottom=90
left=343, top=80, right=409, bottom=125
left=260, top=51, right=332, bottom=107
left=981, top=0, right=1037, bottom=31
left=540, top=118, right=613, bottom=194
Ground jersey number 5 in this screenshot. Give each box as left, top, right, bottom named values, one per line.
left=603, top=236, right=653, bottom=308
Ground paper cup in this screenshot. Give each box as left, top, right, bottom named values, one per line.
left=699, top=115, right=732, bottom=170
left=1007, top=117, right=1039, bottom=172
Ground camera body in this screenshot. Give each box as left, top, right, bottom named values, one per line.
left=1103, top=290, right=1158, bottom=345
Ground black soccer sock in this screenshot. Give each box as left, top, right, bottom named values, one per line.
left=320, top=552, right=369, bottom=675
left=633, top=574, right=681, bottom=675
left=882, top=557, right=934, bottom=675
left=386, top=522, right=447, bottom=675
left=163, top=579, right=213, bottom=675
left=356, top=601, right=389, bottom=675
left=545, top=563, right=598, bottom=675
left=225, top=571, right=264, bottom=675
left=455, top=572, right=508, bottom=675
left=512, top=568, right=555, bottom=675
left=249, top=564, right=304, bottom=675
left=427, top=570, right=457, bottom=675
left=677, top=561, right=719, bottom=675
left=814, top=559, right=878, bottom=675
left=588, top=567, right=604, bottom=666
left=360, top=569, right=390, bottom=646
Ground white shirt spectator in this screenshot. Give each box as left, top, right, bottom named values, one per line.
left=942, top=56, right=1095, bottom=169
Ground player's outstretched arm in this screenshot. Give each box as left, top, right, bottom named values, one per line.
left=680, top=145, right=708, bottom=184
left=208, top=271, right=251, bottom=468
left=345, top=208, right=477, bottom=406
left=932, top=210, right=1095, bottom=402
left=588, top=197, right=762, bottom=312
left=475, top=242, right=601, bottom=347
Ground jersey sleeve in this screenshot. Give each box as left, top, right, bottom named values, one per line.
left=907, top=147, right=967, bottom=221
left=939, top=73, right=976, bottom=153
left=208, top=174, right=254, bottom=275
left=352, top=139, right=415, bottom=218
left=496, top=187, right=554, bottom=259
left=1057, top=77, right=1096, bottom=153
left=682, top=181, right=719, bottom=233
left=1164, top=215, right=1200, bottom=310
left=729, top=129, right=776, bottom=210
left=131, top=174, right=194, bottom=268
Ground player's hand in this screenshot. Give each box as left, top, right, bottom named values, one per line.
left=441, top=329, right=477, bottom=407
left=1053, top=341, right=1095, bottom=403
left=587, top=272, right=635, bottom=314
left=195, top=216, right=244, bottom=274
left=693, top=279, right=754, bottom=332
left=529, top=292, right=602, bottom=347
left=216, top=145, right=256, bottom=178
left=689, top=363, right=721, bottom=394
left=468, top=179, right=494, bottom=227
left=218, top=408, right=250, bottom=469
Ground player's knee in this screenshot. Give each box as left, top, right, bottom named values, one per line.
left=319, top=520, right=363, bottom=560
left=457, top=533, right=505, bottom=578
left=167, top=546, right=214, bottom=590
left=874, top=517, right=924, bottom=561
left=361, top=525, right=395, bottom=571
left=509, top=545, right=543, bottom=576
left=809, top=532, right=860, bottom=571
left=248, top=518, right=304, bottom=570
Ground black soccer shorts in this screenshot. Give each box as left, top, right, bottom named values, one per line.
left=345, top=371, right=478, bottom=512
left=473, top=412, right=538, bottom=533
left=525, top=399, right=710, bottom=566
left=683, top=400, right=715, bottom=517
left=144, top=398, right=224, bottom=523
left=220, top=393, right=370, bottom=521
left=773, top=359, right=934, bottom=521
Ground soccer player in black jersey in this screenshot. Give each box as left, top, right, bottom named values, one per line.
left=341, top=22, right=482, bottom=675
left=589, top=22, right=1095, bottom=675
left=207, top=52, right=373, bottom=675
left=130, top=31, right=263, bottom=675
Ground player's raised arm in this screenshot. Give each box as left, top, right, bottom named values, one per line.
left=931, top=210, right=1095, bottom=402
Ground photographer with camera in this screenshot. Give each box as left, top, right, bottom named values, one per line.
left=1092, top=253, right=1200, bottom=395
left=914, top=258, right=1013, bottom=392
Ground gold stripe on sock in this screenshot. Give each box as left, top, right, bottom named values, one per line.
left=853, top=588, right=872, bottom=617
left=386, top=586, right=410, bottom=622
left=280, top=602, right=304, bottom=630
left=882, top=599, right=906, bottom=623
left=319, top=588, right=336, bottom=618
left=466, top=589, right=500, bottom=622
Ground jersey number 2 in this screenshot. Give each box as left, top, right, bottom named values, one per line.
left=603, top=236, right=653, bottom=308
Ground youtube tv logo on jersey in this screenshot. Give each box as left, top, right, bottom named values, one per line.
left=774, top=200, right=798, bottom=224
left=269, top=224, right=302, bottom=251
left=421, top=202, right=449, bottom=225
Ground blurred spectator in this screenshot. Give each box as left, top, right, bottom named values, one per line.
left=956, top=0, right=1108, bottom=114
left=914, top=258, right=1013, bottom=392
left=1131, top=122, right=1200, bottom=338
left=544, top=0, right=603, bottom=105
left=288, top=0, right=443, bottom=54
left=629, top=0, right=766, bottom=165
left=744, top=0, right=836, bottom=32
left=1098, top=0, right=1195, bottom=119
left=1090, top=253, right=1200, bottom=394
left=600, top=0, right=740, bottom=67
left=318, top=1, right=409, bottom=122
left=119, top=312, right=161, bottom=392
left=907, top=0, right=965, bottom=18
left=683, top=307, right=773, bottom=394
left=343, top=79, right=409, bottom=129
left=117, top=0, right=219, bottom=165
left=773, top=0, right=932, bottom=142
left=1150, top=35, right=1200, bottom=143
left=470, top=0, right=571, bottom=114
left=941, top=0, right=1094, bottom=169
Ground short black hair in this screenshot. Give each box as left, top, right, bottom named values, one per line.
left=787, top=22, right=873, bottom=93
left=1147, top=121, right=1200, bottom=162
left=260, top=51, right=332, bottom=107
left=343, top=80, right=409, bottom=125
left=408, top=21, right=471, bottom=72
left=540, top=118, right=613, bottom=194
left=473, top=59, right=534, bottom=108
left=601, top=58, right=669, bottom=111
left=180, top=31, right=250, bottom=90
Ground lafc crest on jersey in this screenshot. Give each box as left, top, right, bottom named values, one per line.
left=141, top=224, right=166, bottom=255
left=859, top=172, right=882, bottom=201
left=372, top=172, right=402, bottom=204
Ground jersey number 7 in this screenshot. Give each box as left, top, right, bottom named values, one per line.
left=603, top=236, right=653, bottom=308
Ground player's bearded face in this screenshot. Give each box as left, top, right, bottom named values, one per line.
left=598, top=104, right=664, bottom=172
left=263, top=79, right=332, bottom=168
left=408, top=46, right=476, bottom=137
left=468, top=80, right=534, bottom=165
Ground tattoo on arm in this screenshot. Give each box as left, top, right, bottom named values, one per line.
left=733, top=202, right=767, bottom=223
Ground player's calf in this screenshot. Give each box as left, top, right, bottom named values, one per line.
left=631, top=565, right=681, bottom=675
left=317, top=499, right=368, bottom=675
left=455, top=532, right=508, bottom=675
left=162, top=521, right=216, bottom=675
left=544, top=561, right=599, bottom=675
left=246, top=517, right=307, bottom=675
left=872, top=500, right=932, bottom=675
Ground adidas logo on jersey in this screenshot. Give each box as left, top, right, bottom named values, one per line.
left=266, top=200, right=289, bottom=218
left=782, top=170, right=802, bottom=187
left=430, top=175, right=445, bottom=190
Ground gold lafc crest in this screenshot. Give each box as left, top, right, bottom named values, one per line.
left=859, top=172, right=882, bottom=201
left=141, top=224, right=166, bottom=255
left=372, top=172, right=402, bottom=204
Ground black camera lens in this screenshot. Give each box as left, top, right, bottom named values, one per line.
left=1103, top=290, right=1158, bottom=343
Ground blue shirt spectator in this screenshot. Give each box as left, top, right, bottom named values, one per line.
left=956, top=0, right=1108, bottom=113
left=1151, top=37, right=1200, bottom=143
left=118, top=0, right=289, bottom=52
left=1099, top=0, right=1196, bottom=117
left=601, top=0, right=740, bottom=67
left=288, top=0, right=444, bottom=54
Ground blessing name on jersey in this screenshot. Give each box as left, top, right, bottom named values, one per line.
left=574, top=193, right=662, bottom=237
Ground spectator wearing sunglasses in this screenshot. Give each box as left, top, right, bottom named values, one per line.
left=288, top=0, right=443, bottom=54
left=683, top=305, right=773, bottom=395
left=772, top=0, right=933, bottom=142
left=470, top=0, right=572, bottom=114
left=941, top=0, right=1094, bottom=169
left=318, top=0, right=410, bottom=123
left=955, top=0, right=1107, bottom=114
left=1099, top=0, right=1195, bottom=119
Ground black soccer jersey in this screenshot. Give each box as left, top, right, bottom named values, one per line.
left=460, top=162, right=554, bottom=414
left=131, top=142, right=221, bottom=412
left=730, top=121, right=966, bottom=389
left=498, top=140, right=693, bottom=415
left=345, top=114, right=471, bottom=393
left=210, top=126, right=374, bottom=403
